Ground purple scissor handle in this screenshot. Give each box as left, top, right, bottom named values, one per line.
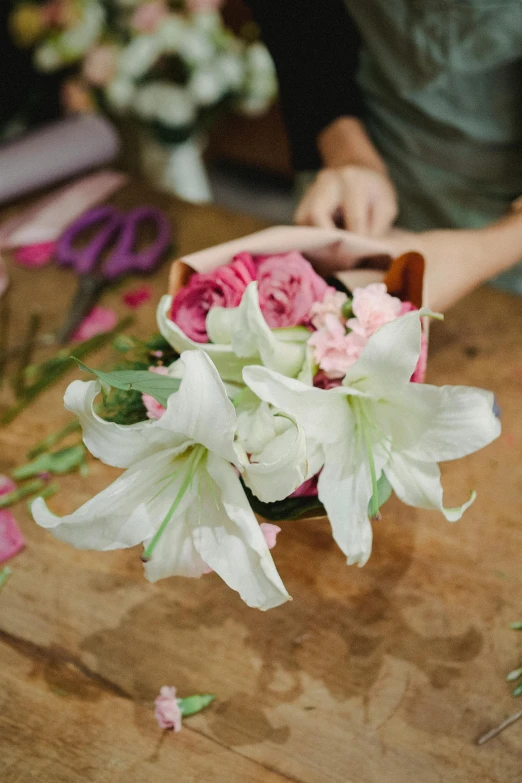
left=56, top=205, right=171, bottom=343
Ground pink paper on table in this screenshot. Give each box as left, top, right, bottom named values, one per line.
left=0, top=476, right=24, bottom=564
left=0, top=169, right=128, bottom=250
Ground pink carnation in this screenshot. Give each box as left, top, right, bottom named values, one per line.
left=154, top=686, right=182, bottom=732
left=310, top=288, right=348, bottom=330
left=131, top=0, right=169, bottom=33
left=142, top=365, right=169, bottom=420
left=256, top=252, right=329, bottom=328
left=348, top=283, right=402, bottom=338
left=308, top=315, right=366, bottom=378
left=170, top=253, right=257, bottom=343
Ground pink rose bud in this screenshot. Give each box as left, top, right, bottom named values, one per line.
left=142, top=366, right=169, bottom=420
left=170, top=253, right=257, bottom=343
left=255, top=252, right=329, bottom=328
left=154, top=686, right=182, bottom=732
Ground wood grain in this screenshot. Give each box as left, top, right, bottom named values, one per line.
left=1, top=188, right=521, bottom=782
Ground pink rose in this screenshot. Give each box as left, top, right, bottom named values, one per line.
left=83, top=45, right=118, bottom=87
left=170, top=253, right=257, bottom=343
left=154, top=686, right=182, bottom=732
left=142, top=366, right=169, bottom=420
left=255, top=252, right=329, bottom=328
left=348, top=283, right=402, bottom=338
left=131, top=0, right=169, bottom=33
left=310, top=288, right=348, bottom=330
left=308, top=314, right=366, bottom=378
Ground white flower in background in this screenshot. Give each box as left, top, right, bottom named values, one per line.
left=133, top=82, right=196, bottom=128
left=157, top=15, right=187, bottom=52
left=178, top=26, right=215, bottom=66
left=106, top=76, right=136, bottom=111
left=244, top=310, right=501, bottom=567
left=216, top=52, right=244, bottom=91
left=34, top=42, right=62, bottom=72
left=245, top=42, right=276, bottom=77
left=60, top=0, right=105, bottom=57
left=192, top=10, right=222, bottom=33
left=118, top=34, right=160, bottom=78
left=32, top=351, right=292, bottom=611
left=188, top=66, right=226, bottom=106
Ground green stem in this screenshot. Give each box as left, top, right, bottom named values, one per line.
left=12, top=312, right=41, bottom=398
left=26, top=482, right=59, bottom=511
left=27, top=420, right=82, bottom=459
left=0, top=316, right=133, bottom=426
left=0, top=567, right=12, bottom=592
left=0, top=479, right=46, bottom=509
left=141, top=446, right=205, bottom=562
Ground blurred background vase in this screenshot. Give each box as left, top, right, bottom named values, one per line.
left=138, top=131, right=212, bottom=203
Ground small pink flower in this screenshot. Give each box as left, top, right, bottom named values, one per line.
left=290, top=475, right=319, bottom=497
left=308, top=315, right=366, bottom=378
left=83, top=45, right=118, bottom=87
left=122, top=285, right=152, bottom=309
left=0, top=476, right=24, bottom=565
left=154, top=686, right=182, bottom=732
left=142, top=366, right=169, bottom=420
left=348, top=283, right=402, bottom=338
left=131, top=0, right=169, bottom=33
left=72, top=307, right=118, bottom=342
left=170, top=253, right=257, bottom=343
left=399, top=300, right=417, bottom=315
left=310, top=288, right=348, bottom=330
left=255, top=252, right=329, bottom=329
left=14, top=241, right=56, bottom=267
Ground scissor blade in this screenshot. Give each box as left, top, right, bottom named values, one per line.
left=57, top=276, right=105, bottom=345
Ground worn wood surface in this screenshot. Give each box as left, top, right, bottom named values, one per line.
left=1, top=184, right=522, bottom=782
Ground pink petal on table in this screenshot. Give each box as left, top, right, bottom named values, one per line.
left=122, top=285, right=152, bottom=309
left=0, top=476, right=16, bottom=496
left=0, top=511, right=24, bottom=564
left=14, top=241, right=57, bottom=267
left=72, top=306, right=118, bottom=341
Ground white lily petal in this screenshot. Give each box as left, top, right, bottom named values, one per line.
left=318, top=436, right=385, bottom=567
left=385, top=452, right=476, bottom=521
left=243, top=365, right=350, bottom=445
left=32, top=449, right=179, bottom=550
left=343, top=309, right=433, bottom=392
left=158, top=351, right=238, bottom=464
left=232, top=283, right=306, bottom=377
left=236, top=396, right=280, bottom=455
left=206, top=306, right=234, bottom=344
left=157, top=295, right=254, bottom=383
left=243, top=416, right=308, bottom=502
left=192, top=453, right=291, bottom=610
left=401, top=384, right=501, bottom=462
left=64, top=379, right=183, bottom=469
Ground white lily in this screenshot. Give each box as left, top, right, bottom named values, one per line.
left=244, top=310, right=501, bottom=567
left=157, top=282, right=309, bottom=382
left=32, top=351, right=292, bottom=610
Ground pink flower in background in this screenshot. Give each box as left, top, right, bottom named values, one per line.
left=154, top=686, right=182, bottom=732
left=131, top=0, right=169, bottom=33
left=348, top=283, right=401, bottom=338
left=14, top=241, right=56, bottom=267
left=310, top=288, right=348, bottom=330
left=83, top=45, right=118, bottom=87
left=185, top=0, right=224, bottom=11
left=0, top=476, right=24, bottom=565
left=170, top=253, right=257, bottom=343
left=72, top=306, right=118, bottom=341
left=142, top=366, right=169, bottom=420
left=122, top=285, right=152, bottom=309
left=308, top=314, right=365, bottom=378
left=256, top=252, right=329, bottom=328
left=399, top=300, right=417, bottom=316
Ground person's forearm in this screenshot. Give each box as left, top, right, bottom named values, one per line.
left=318, top=117, right=388, bottom=174
left=479, top=210, right=522, bottom=279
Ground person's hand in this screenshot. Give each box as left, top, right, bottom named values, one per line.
left=295, top=165, right=398, bottom=236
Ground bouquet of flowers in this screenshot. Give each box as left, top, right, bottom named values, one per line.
left=32, top=227, right=501, bottom=611
left=9, top=0, right=277, bottom=198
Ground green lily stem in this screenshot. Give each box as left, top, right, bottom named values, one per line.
left=0, top=479, right=46, bottom=509
left=0, top=567, right=12, bottom=592
left=26, top=482, right=59, bottom=511
left=141, top=446, right=205, bottom=562
left=12, top=312, right=41, bottom=398
left=27, top=420, right=82, bottom=459
left=0, top=316, right=133, bottom=426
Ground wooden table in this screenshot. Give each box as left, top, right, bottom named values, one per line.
left=1, top=185, right=522, bottom=783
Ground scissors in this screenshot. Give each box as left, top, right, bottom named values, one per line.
left=55, top=204, right=171, bottom=344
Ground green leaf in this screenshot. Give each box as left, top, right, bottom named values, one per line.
left=506, top=667, right=522, bottom=682
left=510, top=622, right=522, bottom=631
left=513, top=683, right=522, bottom=697
left=74, top=360, right=181, bottom=408
left=178, top=694, right=216, bottom=717
left=368, top=473, right=392, bottom=516
left=13, top=444, right=86, bottom=480
left=0, top=566, right=12, bottom=592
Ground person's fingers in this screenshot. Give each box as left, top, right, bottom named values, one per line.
left=341, top=186, right=370, bottom=234
left=295, top=183, right=338, bottom=229
left=368, top=191, right=399, bottom=237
